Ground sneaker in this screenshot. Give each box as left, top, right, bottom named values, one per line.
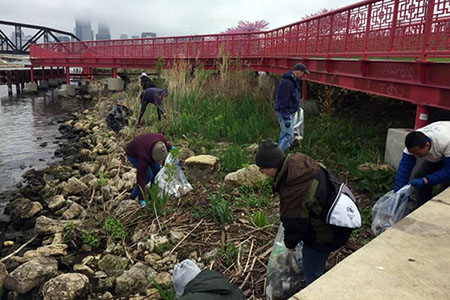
left=139, top=200, right=147, bottom=207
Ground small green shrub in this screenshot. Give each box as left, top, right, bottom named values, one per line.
left=148, top=183, right=169, bottom=216
left=94, top=172, right=109, bottom=189
left=153, top=280, right=176, bottom=300
left=355, top=169, right=396, bottom=200
left=209, top=190, right=233, bottom=225
left=81, top=232, right=100, bottom=248
left=156, top=241, right=173, bottom=255
left=220, top=145, right=249, bottom=173
left=252, top=211, right=270, bottom=228
left=218, top=243, right=239, bottom=266
left=104, top=216, right=128, bottom=240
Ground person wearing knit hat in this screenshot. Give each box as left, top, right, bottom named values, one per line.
left=140, top=72, right=157, bottom=90
left=274, top=63, right=309, bottom=152
left=125, top=133, right=171, bottom=205
left=255, top=139, right=359, bottom=285
left=172, top=259, right=245, bottom=300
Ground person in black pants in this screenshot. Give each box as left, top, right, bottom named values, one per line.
left=137, top=88, right=169, bottom=126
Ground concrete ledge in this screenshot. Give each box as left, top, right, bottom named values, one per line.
left=384, top=128, right=411, bottom=170
left=23, top=82, right=38, bottom=93
left=107, top=78, right=123, bottom=91
left=291, top=187, right=450, bottom=300
left=38, top=80, right=49, bottom=89
left=57, top=84, right=76, bottom=97
left=48, top=79, right=59, bottom=87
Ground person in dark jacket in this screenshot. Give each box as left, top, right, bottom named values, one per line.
left=137, top=87, right=169, bottom=126
left=256, top=138, right=355, bottom=284
left=140, top=72, right=156, bottom=90
left=275, top=63, right=310, bottom=152
left=125, top=133, right=171, bottom=205
left=394, top=121, right=450, bottom=207
left=173, top=259, right=245, bottom=300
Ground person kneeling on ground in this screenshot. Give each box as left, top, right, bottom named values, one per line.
left=137, top=87, right=169, bottom=126
left=394, top=121, right=450, bottom=207
left=256, top=138, right=360, bottom=285
left=173, top=259, right=245, bottom=300
left=125, top=133, right=171, bottom=205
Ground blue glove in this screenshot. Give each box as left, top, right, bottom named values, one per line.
left=285, top=120, right=291, bottom=128
left=409, top=178, right=426, bottom=188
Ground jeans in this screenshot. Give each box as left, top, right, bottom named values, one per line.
left=277, top=112, right=295, bottom=153
left=302, top=243, right=331, bottom=285
left=412, top=160, right=450, bottom=207
left=127, top=155, right=161, bottom=200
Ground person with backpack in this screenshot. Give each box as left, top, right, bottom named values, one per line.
left=173, top=259, right=245, bottom=300
left=274, top=63, right=309, bottom=152
left=255, top=138, right=361, bottom=284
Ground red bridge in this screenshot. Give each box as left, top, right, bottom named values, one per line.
left=29, top=0, right=450, bottom=127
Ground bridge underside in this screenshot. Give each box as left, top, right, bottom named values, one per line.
left=31, top=57, right=450, bottom=111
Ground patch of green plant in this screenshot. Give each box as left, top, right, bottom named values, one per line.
left=153, top=280, right=176, bottom=300
left=94, top=172, right=109, bottom=189
left=355, top=169, right=396, bottom=200
left=156, top=241, right=173, bottom=255
left=191, top=205, right=211, bottom=220
left=219, top=144, right=249, bottom=173
left=218, top=243, right=239, bottom=266
left=104, top=216, right=128, bottom=240
left=81, top=231, right=100, bottom=248
left=251, top=211, right=270, bottom=228
left=209, top=189, right=233, bottom=225
left=147, top=183, right=169, bottom=216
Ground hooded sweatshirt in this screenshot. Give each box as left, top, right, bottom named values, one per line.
left=274, top=71, right=302, bottom=120
left=180, top=271, right=246, bottom=300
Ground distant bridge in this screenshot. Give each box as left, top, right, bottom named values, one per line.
left=0, top=20, right=79, bottom=55
left=28, top=0, right=450, bottom=127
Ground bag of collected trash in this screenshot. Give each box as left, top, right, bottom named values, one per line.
left=371, top=184, right=414, bottom=236
left=105, top=104, right=132, bottom=132
left=154, top=152, right=192, bottom=198
left=266, top=223, right=303, bottom=300
left=292, top=107, right=304, bottom=141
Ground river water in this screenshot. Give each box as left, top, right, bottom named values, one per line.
left=0, top=85, right=70, bottom=197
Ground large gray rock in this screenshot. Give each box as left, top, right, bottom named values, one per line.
left=9, top=198, right=43, bottom=220
left=23, top=244, right=68, bottom=258
left=178, top=147, right=195, bottom=161
left=42, top=273, right=89, bottom=300
left=45, top=195, right=65, bottom=212
left=62, top=202, right=85, bottom=220
left=223, top=164, right=268, bottom=189
left=155, top=272, right=172, bottom=287
left=4, top=257, right=58, bottom=294
left=0, top=263, right=7, bottom=298
left=35, top=216, right=81, bottom=235
left=64, top=177, right=88, bottom=195
left=184, top=155, right=220, bottom=182
left=98, top=254, right=129, bottom=277
left=115, top=262, right=156, bottom=295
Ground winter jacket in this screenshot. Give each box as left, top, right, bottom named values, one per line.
left=180, top=271, right=246, bottom=300
left=274, top=71, right=302, bottom=120
left=125, top=133, right=171, bottom=199
left=141, top=75, right=156, bottom=90
left=274, top=154, right=353, bottom=252
left=394, top=121, right=450, bottom=191
left=141, top=88, right=166, bottom=108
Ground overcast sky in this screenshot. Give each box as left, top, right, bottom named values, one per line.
left=1, top=0, right=357, bottom=38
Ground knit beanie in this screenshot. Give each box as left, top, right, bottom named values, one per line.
left=152, top=141, right=168, bottom=162
left=255, top=138, right=285, bottom=168
left=173, top=259, right=202, bottom=296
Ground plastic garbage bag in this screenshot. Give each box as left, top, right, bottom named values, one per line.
left=371, top=184, right=414, bottom=236
left=292, top=107, right=304, bottom=141
left=154, top=153, right=192, bottom=198
left=266, top=223, right=304, bottom=300
left=105, top=104, right=132, bottom=132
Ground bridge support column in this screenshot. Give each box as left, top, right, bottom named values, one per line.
left=112, top=68, right=117, bottom=78
left=30, top=65, right=34, bottom=83
left=415, top=105, right=429, bottom=129
left=50, top=67, right=53, bottom=79
left=7, top=71, right=13, bottom=96
left=41, top=66, right=45, bottom=81
left=66, top=67, right=70, bottom=84
left=15, top=70, right=21, bottom=94
left=302, top=80, right=309, bottom=100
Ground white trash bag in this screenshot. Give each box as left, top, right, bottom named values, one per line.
left=266, top=224, right=303, bottom=300
left=371, top=184, right=413, bottom=236
left=292, top=107, right=304, bottom=141
left=154, top=153, right=192, bottom=198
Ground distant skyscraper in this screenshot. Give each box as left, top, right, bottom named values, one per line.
left=131, top=35, right=139, bottom=39
left=141, top=32, right=157, bottom=38
left=120, top=34, right=128, bottom=39
left=74, top=18, right=94, bottom=41
left=96, top=23, right=111, bottom=40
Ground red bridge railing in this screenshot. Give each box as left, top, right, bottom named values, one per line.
left=31, top=0, right=450, bottom=61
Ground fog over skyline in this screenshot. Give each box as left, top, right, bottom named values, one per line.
left=0, top=0, right=356, bottom=38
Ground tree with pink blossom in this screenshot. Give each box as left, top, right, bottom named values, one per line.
left=223, top=20, right=269, bottom=34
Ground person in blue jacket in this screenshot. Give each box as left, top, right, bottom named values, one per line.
left=394, top=121, right=450, bottom=207
left=275, top=63, right=310, bottom=152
